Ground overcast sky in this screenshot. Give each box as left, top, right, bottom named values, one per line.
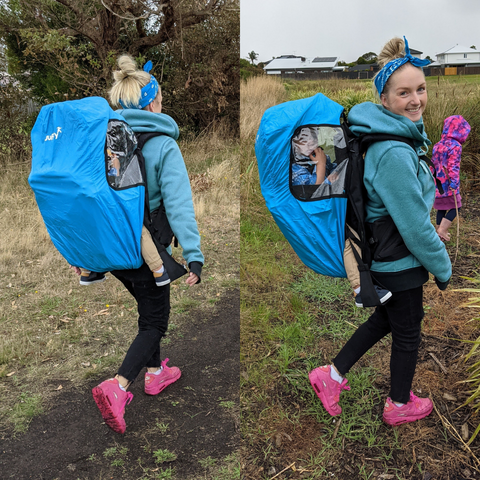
left=241, top=0, right=480, bottom=63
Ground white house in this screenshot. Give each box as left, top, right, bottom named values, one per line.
left=431, top=45, right=480, bottom=67
left=264, top=55, right=338, bottom=75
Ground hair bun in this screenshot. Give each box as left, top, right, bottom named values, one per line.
left=377, top=37, right=405, bottom=68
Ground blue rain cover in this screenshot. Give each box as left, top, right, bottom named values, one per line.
left=255, top=93, right=347, bottom=278
left=29, top=97, right=144, bottom=271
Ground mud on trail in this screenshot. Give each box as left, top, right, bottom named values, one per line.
left=0, top=289, right=240, bottom=480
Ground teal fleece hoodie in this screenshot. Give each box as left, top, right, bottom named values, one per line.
left=119, top=109, right=204, bottom=268
left=348, top=102, right=451, bottom=286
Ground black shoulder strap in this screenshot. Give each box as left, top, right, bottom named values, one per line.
left=135, top=131, right=186, bottom=281
left=358, top=133, right=415, bottom=155
left=136, top=132, right=164, bottom=151
left=359, top=133, right=444, bottom=195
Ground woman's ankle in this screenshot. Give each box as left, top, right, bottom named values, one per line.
left=115, top=374, right=130, bottom=390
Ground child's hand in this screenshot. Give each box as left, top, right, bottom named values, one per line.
left=327, top=171, right=339, bottom=183
left=185, top=272, right=199, bottom=286
left=309, top=147, right=327, bottom=165
left=69, top=265, right=81, bottom=276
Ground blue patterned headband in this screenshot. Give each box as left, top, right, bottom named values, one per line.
left=119, top=60, right=159, bottom=109
left=374, top=37, right=430, bottom=95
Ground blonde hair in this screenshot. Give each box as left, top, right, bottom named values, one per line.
left=109, top=54, right=151, bottom=108
left=372, top=37, right=423, bottom=100
left=376, top=37, right=405, bottom=69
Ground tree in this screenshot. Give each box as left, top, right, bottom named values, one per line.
left=247, top=50, right=258, bottom=65
left=148, top=3, right=239, bottom=132
left=425, top=55, right=433, bottom=63
left=360, top=51, right=377, bottom=63
left=471, top=45, right=477, bottom=50
left=0, top=0, right=239, bottom=132
left=0, top=0, right=233, bottom=98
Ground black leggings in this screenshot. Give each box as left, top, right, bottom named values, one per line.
left=112, top=264, right=171, bottom=383
left=436, top=207, right=460, bottom=225
left=333, top=286, right=424, bottom=404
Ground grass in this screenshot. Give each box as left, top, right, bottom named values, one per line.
left=197, top=452, right=241, bottom=480
left=152, top=448, right=177, bottom=464
left=240, top=74, right=480, bottom=479
left=155, top=420, right=169, bottom=434
left=154, top=467, right=175, bottom=479
left=8, top=391, right=43, bottom=433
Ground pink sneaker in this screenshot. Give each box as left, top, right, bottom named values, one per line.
left=308, top=365, right=351, bottom=416
left=383, top=391, right=433, bottom=426
left=144, top=358, right=181, bottom=395
left=92, top=378, right=133, bottom=434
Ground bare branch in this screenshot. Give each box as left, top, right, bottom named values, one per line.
left=100, top=0, right=150, bottom=21
left=129, top=1, right=220, bottom=55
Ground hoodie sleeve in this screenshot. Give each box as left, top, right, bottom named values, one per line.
left=153, top=137, right=204, bottom=268
left=446, top=143, right=461, bottom=191
left=370, top=143, right=451, bottom=282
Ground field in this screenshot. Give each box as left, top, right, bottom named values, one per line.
left=0, top=130, right=240, bottom=479
left=241, top=75, right=480, bottom=479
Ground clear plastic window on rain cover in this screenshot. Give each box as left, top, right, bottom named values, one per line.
left=290, top=125, right=349, bottom=201
left=106, top=120, right=143, bottom=189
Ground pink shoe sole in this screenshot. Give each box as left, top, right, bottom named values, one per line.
left=145, top=369, right=181, bottom=395
left=92, top=386, right=127, bottom=434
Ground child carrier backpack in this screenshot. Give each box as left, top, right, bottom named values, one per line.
left=255, top=93, right=440, bottom=307
left=29, top=96, right=186, bottom=280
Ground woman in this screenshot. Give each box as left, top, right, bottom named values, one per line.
left=308, top=37, right=451, bottom=426
left=91, top=55, right=204, bottom=434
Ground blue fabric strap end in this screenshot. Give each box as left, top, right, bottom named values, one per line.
left=374, top=36, right=431, bottom=95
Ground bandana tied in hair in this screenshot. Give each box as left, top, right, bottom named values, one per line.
left=374, top=37, right=430, bottom=95
left=119, top=60, right=159, bottom=109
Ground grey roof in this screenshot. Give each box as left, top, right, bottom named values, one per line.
left=264, top=56, right=338, bottom=72
left=312, top=57, right=337, bottom=63
left=437, top=45, right=478, bottom=55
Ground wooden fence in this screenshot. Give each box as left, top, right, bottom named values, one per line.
left=275, top=66, right=480, bottom=81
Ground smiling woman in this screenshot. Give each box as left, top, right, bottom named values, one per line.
left=309, top=36, right=452, bottom=426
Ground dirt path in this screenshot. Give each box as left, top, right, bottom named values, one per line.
left=0, top=288, right=240, bottom=480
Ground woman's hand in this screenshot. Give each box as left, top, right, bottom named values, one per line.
left=69, top=265, right=81, bottom=275
left=185, top=272, right=199, bottom=286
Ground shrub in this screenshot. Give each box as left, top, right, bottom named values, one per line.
left=0, top=79, right=38, bottom=166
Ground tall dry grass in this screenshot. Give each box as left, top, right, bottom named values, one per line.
left=242, top=75, right=480, bottom=183
left=240, top=75, right=287, bottom=140
left=424, top=78, right=480, bottom=183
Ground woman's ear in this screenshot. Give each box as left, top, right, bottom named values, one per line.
left=380, top=93, right=388, bottom=109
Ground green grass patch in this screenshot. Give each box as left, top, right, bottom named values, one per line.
left=218, top=398, right=235, bottom=408
left=155, top=420, right=169, bottom=434
left=153, top=449, right=177, bottom=464
left=199, top=456, right=217, bottom=468
left=154, top=467, right=175, bottom=479
left=8, top=391, right=43, bottom=433
left=172, top=297, right=200, bottom=314
left=199, top=452, right=240, bottom=480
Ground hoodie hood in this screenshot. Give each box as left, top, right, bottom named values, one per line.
left=441, top=115, right=470, bottom=144
left=118, top=109, right=180, bottom=140
left=348, top=102, right=431, bottom=154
